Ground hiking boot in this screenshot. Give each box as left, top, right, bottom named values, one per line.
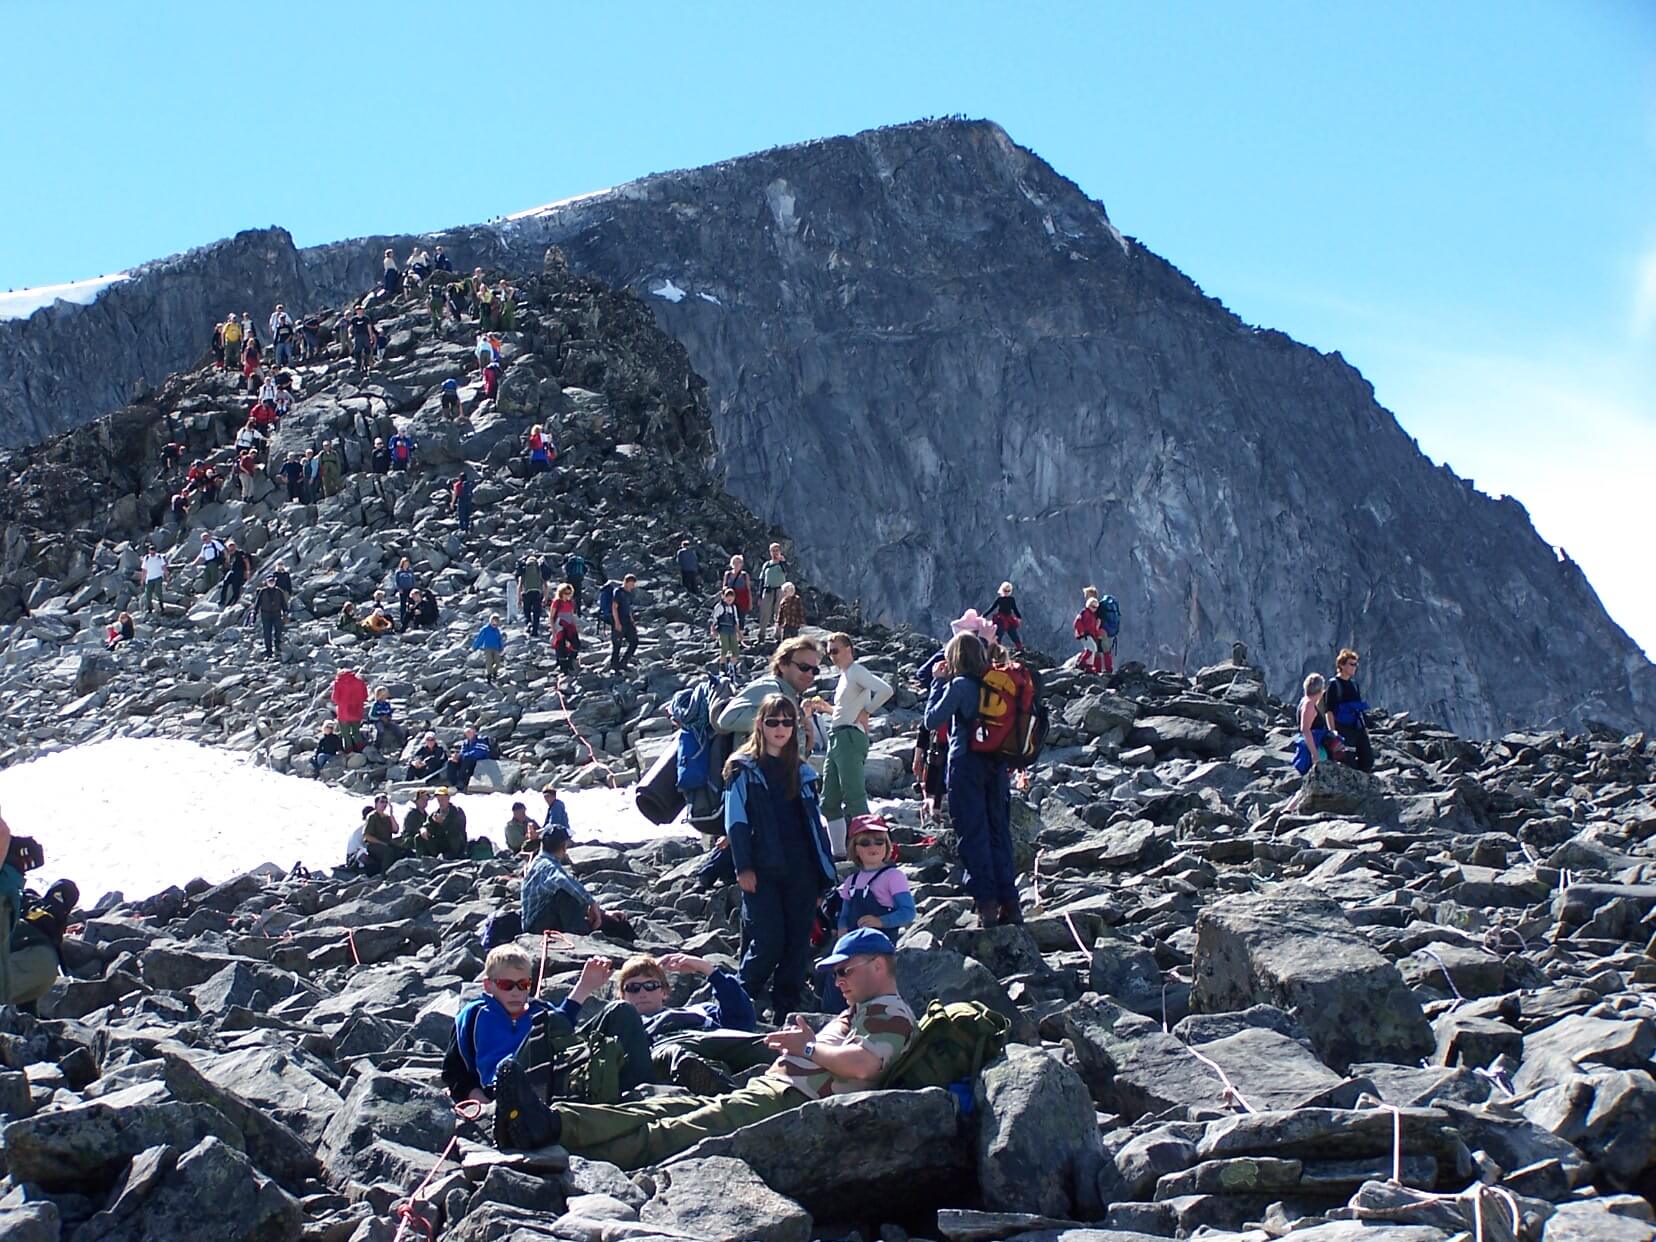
left=996, top=901, right=1025, bottom=927
left=669, top=1051, right=734, bottom=1097
left=974, top=899, right=1002, bottom=927
left=492, top=1058, right=561, bottom=1150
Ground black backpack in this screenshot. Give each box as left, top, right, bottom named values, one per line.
left=5, top=836, right=44, bottom=874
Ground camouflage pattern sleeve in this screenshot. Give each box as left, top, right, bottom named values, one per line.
left=851, top=995, right=916, bottom=1069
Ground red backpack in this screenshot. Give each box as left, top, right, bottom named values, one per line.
left=968, top=660, right=1047, bottom=769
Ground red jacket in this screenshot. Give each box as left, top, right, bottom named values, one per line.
left=331, top=671, right=369, bottom=723
left=250, top=401, right=278, bottom=428
left=1074, top=605, right=1102, bottom=640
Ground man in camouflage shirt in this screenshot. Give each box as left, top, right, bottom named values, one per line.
left=492, top=928, right=916, bottom=1168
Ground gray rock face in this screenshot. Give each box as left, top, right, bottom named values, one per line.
left=2, top=120, right=1649, bottom=734
left=638, top=1156, right=811, bottom=1242
left=976, top=1046, right=1103, bottom=1220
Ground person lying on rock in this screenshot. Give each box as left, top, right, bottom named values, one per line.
left=614, top=952, right=760, bottom=1094
left=491, top=928, right=916, bottom=1168
left=442, top=945, right=613, bottom=1105
left=407, top=733, right=448, bottom=782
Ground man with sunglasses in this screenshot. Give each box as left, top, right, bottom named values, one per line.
left=715, top=636, right=828, bottom=751
left=493, top=928, right=914, bottom=1167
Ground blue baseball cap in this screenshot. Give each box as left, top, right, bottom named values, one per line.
left=818, top=927, right=897, bottom=969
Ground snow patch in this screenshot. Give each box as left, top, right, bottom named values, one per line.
left=650, top=279, right=687, bottom=303
left=503, top=188, right=612, bottom=222
left=0, top=272, right=130, bottom=321
left=696, top=291, right=722, bottom=305
left=0, top=737, right=687, bottom=905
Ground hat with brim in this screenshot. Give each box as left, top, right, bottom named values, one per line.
left=817, top=927, right=896, bottom=969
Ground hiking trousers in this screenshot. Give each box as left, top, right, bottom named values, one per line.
left=821, top=726, right=871, bottom=822
left=554, top=1074, right=806, bottom=1170
left=261, top=615, right=283, bottom=656
left=758, top=587, right=781, bottom=635
left=610, top=621, right=638, bottom=670
left=203, top=560, right=223, bottom=588
left=521, top=590, right=542, bottom=637
left=1338, top=724, right=1375, bottom=773
left=339, top=721, right=364, bottom=750
left=7, top=945, right=59, bottom=1006
left=739, top=865, right=820, bottom=1021
left=948, top=750, right=1016, bottom=906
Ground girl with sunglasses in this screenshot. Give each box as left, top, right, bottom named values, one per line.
left=722, top=693, right=836, bottom=1022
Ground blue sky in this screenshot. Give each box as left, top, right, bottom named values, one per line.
left=4, top=2, right=1653, bottom=655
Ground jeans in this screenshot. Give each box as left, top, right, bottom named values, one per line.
left=738, top=865, right=821, bottom=1021
left=260, top=614, right=283, bottom=656
left=947, top=749, right=1016, bottom=905
left=374, top=718, right=408, bottom=753
left=274, top=341, right=293, bottom=367
left=610, top=620, right=638, bottom=670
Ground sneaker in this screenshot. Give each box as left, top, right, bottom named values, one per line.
left=492, top=1058, right=561, bottom=1150
left=669, top=1051, right=734, bottom=1097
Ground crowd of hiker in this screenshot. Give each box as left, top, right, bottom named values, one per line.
left=34, top=258, right=1402, bottom=1172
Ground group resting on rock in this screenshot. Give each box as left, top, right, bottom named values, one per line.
left=1, top=252, right=1650, bottom=1242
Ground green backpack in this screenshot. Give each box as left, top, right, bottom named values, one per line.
left=879, top=1000, right=1011, bottom=1090
left=515, top=1013, right=626, bottom=1106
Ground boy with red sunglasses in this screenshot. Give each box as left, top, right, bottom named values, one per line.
left=442, top=945, right=612, bottom=1104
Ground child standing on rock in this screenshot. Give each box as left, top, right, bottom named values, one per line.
left=986, top=581, right=1024, bottom=652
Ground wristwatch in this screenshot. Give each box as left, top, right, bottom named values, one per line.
left=802, top=1038, right=817, bottom=1062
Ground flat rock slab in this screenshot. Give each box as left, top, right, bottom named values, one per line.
left=1190, top=1027, right=1354, bottom=1111
left=1192, top=889, right=1434, bottom=1071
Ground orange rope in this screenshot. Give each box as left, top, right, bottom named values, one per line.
left=552, top=679, right=620, bottom=789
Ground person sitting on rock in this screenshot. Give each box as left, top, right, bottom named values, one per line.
left=447, top=726, right=498, bottom=792
left=310, top=721, right=344, bottom=777
left=362, top=607, right=396, bottom=637
left=836, top=817, right=914, bottom=937
left=369, top=687, right=408, bottom=754
left=426, top=787, right=470, bottom=859
left=521, top=823, right=602, bottom=935
left=541, top=785, right=571, bottom=840
left=405, top=588, right=440, bottom=630
left=407, top=733, right=447, bottom=781
left=351, top=795, right=403, bottom=875
left=491, top=928, right=916, bottom=1166
left=399, top=787, right=432, bottom=849
left=525, top=424, right=554, bottom=474
left=105, top=611, right=135, bottom=651
left=1323, top=649, right=1375, bottom=773
left=985, top=581, right=1025, bottom=652
left=337, top=602, right=370, bottom=640
left=776, top=582, right=805, bottom=639
left=504, top=801, right=538, bottom=854
left=442, top=946, right=613, bottom=1104
left=472, top=614, right=505, bottom=683
left=6, top=879, right=79, bottom=1013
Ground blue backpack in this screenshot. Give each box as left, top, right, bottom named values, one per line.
left=595, top=580, right=620, bottom=627
left=1099, top=595, right=1122, bottom=637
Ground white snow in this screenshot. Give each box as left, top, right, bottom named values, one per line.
left=696, top=292, right=722, bottom=306
left=0, top=272, right=130, bottom=321
left=503, top=188, right=612, bottom=222
left=0, top=737, right=689, bottom=906
left=650, top=279, right=687, bottom=303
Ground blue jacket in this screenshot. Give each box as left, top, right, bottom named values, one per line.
left=676, top=547, right=699, bottom=573
left=723, top=754, right=834, bottom=883
left=543, top=798, right=571, bottom=834
left=642, top=967, right=757, bottom=1038
left=472, top=625, right=504, bottom=652
left=924, top=675, right=983, bottom=769
left=443, top=992, right=582, bottom=1099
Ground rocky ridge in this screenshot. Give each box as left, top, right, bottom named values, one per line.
left=0, top=119, right=1648, bottom=736
left=0, top=235, right=1654, bottom=1242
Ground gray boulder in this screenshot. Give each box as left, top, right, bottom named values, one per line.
left=67, top=1136, right=301, bottom=1242
left=318, top=1069, right=456, bottom=1184
left=976, top=1046, right=1104, bottom=1220
left=1191, top=890, right=1434, bottom=1070
left=639, top=1155, right=811, bottom=1242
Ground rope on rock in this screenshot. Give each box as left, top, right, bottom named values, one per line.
left=392, top=1097, right=483, bottom=1241
left=552, top=679, right=620, bottom=790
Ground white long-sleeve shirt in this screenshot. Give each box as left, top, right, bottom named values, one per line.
left=830, top=660, right=894, bottom=732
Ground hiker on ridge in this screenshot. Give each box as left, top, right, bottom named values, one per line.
left=1323, top=648, right=1375, bottom=773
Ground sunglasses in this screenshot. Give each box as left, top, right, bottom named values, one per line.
left=789, top=661, right=820, bottom=676
left=762, top=717, right=797, bottom=729
left=489, top=978, right=534, bottom=993
left=852, top=837, right=888, bottom=849
left=832, top=959, right=870, bottom=980
left=623, top=980, right=665, bottom=995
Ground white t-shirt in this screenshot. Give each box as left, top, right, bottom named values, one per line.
left=830, top=660, right=895, bottom=731
left=141, top=553, right=167, bottom=583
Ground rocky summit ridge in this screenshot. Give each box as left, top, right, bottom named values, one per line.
left=0, top=118, right=1647, bottom=738
left=0, top=258, right=1654, bottom=1242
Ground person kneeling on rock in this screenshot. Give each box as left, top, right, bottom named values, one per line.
left=442, top=946, right=613, bottom=1105
left=7, top=879, right=79, bottom=1013
left=491, top=928, right=916, bottom=1168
